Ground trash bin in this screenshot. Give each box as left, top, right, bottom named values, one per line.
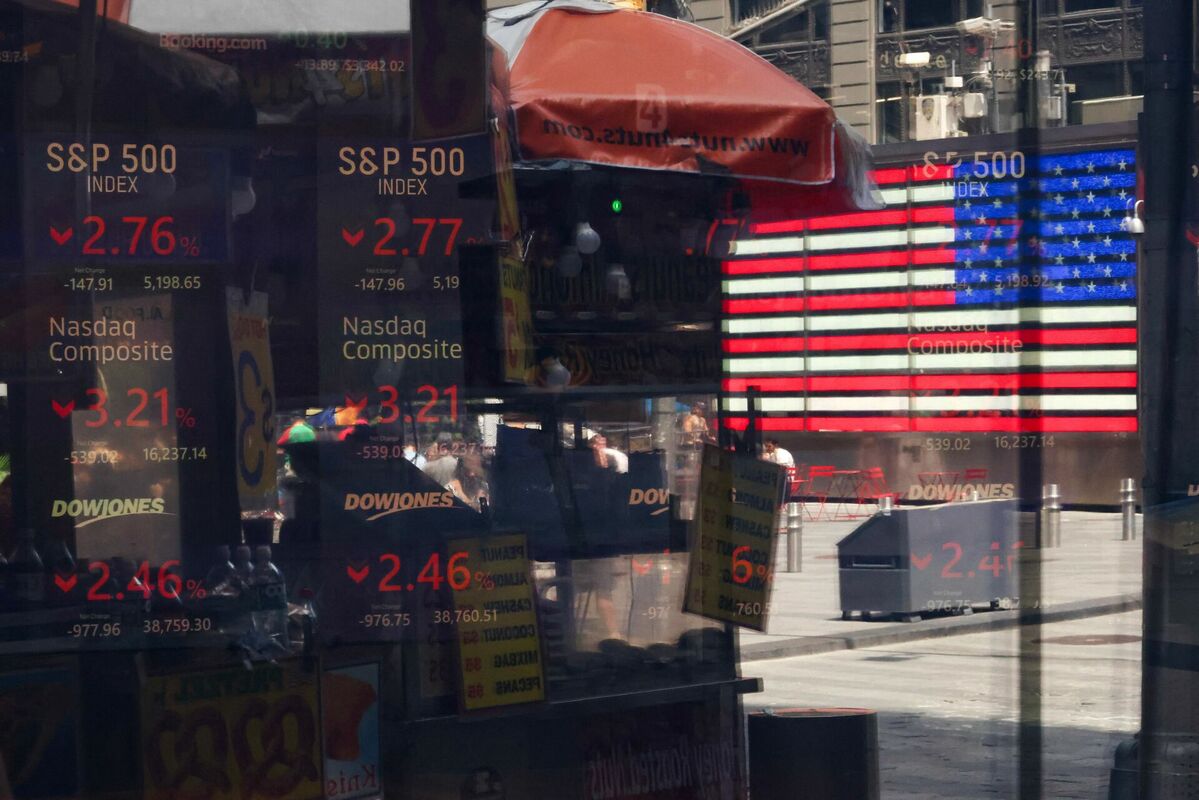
left=748, top=708, right=879, bottom=800
left=837, top=499, right=1020, bottom=620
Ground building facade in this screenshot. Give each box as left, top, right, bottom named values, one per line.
left=486, top=0, right=1144, bottom=145
left=727, top=0, right=1145, bottom=144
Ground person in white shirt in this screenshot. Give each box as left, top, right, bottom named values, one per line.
left=590, top=434, right=628, bottom=474
left=763, top=438, right=795, bottom=467
left=403, top=443, right=426, bottom=469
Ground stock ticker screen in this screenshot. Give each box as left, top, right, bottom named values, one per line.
left=0, top=0, right=733, bottom=689
left=0, top=0, right=509, bottom=654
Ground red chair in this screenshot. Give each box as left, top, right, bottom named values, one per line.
left=805, top=465, right=837, bottom=520
left=860, top=466, right=902, bottom=510
left=785, top=465, right=802, bottom=501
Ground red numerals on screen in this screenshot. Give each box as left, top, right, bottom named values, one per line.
left=730, top=545, right=773, bottom=586
left=52, top=388, right=191, bottom=429
left=351, top=551, right=484, bottom=593
left=73, top=560, right=206, bottom=601
left=340, top=217, right=463, bottom=256
left=940, top=542, right=964, bottom=577
left=49, top=216, right=199, bottom=257
left=912, top=541, right=1026, bottom=579
left=372, top=384, right=458, bottom=425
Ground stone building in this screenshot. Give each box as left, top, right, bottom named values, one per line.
left=486, top=0, right=1147, bottom=144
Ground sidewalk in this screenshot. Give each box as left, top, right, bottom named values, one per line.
left=740, top=509, right=1142, bottom=661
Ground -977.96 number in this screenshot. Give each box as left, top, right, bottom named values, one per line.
left=69, top=622, right=121, bottom=637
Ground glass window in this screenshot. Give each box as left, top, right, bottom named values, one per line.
left=1129, top=59, right=1145, bottom=95
left=1066, top=61, right=1127, bottom=121
left=0, top=0, right=1186, bottom=798
left=903, top=0, right=955, bottom=28
left=758, top=10, right=810, bottom=45
left=876, top=81, right=906, bottom=142
left=880, top=0, right=901, bottom=32
left=814, top=3, right=830, bottom=39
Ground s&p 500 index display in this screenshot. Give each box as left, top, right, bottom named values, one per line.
left=26, top=138, right=231, bottom=267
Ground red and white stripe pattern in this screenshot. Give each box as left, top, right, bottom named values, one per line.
left=721, top=146, right=1138, bottom=433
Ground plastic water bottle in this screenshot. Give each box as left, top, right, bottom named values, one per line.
left=233, top=545, right=254, bottom=592
left=251, top=546, right=289, bottom=646
left=204, top=545, right=238, bottom=597
left=8, top=529, right=44, bottom=606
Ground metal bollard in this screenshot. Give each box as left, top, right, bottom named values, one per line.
left=1041, top=483, right=1062, bottom=548
left=1120, top=478, right=1137, bottom=541
left=786, top=501, right=803, bottom=573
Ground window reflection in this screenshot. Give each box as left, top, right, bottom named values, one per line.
left=0, top=0, right=1182, bottom=797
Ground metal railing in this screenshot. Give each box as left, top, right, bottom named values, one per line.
left=732, top=0, right=802, bottom=26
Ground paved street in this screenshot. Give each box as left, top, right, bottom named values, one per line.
left=741, top=509, right=1143, bottom=659
left=744, top=610, right=1142, bottom=799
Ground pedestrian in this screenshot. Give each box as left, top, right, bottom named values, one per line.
left=447, top=453, right=489, bottom=512
left=590, top=434, right=628, bottom=474
left=763, top=438, right=794, bottom=467
left=681, top=402, right=712, bottom=447
left=403, top=442, right=426, bottom=469
left=422, top=432, right=459, bottom=485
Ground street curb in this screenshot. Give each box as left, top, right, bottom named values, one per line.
left=739, top=593, right=1143, bottom=662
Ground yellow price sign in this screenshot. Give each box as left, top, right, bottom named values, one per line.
left=226, top=289, right=277, bottom=509
left=684, top=445, right=785, bottom=631
left=500, top=255, right=535, bottom=385
left=493, top=110, right=535, bottom=384
left=453, top=534, right=545, bottom=711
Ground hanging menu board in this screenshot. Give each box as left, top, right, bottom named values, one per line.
left=684, top=445, right=785, bottom=631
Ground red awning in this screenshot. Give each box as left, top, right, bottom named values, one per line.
left=488, top=0, right=878, bottom=210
